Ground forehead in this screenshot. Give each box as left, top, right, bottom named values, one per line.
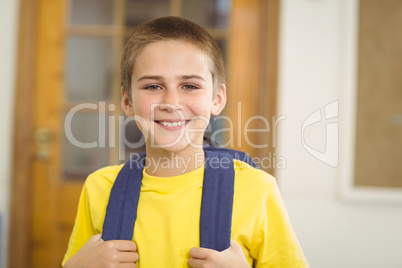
left=133, top=40, right=213, bottom=76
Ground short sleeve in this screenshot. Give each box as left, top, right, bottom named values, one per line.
left=250, top=182, right=309, bottom=268
left=61, top=182, right=97, bottom=266
left=61, top=166, right=119, bottom=266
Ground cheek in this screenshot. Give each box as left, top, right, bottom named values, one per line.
left=132, top=94, right=152, bottom=117
left=132, top=97, right=152, bottom=134
left=189, top=95, right=213, bottom=113
left=188, top=98, right=213, bottom=129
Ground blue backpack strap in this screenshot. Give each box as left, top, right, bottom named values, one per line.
left=102, top=152, right=145, bottom=241
left=200, top=149, right=235, bottom=251
left=102, top=147, right=255, bottom=251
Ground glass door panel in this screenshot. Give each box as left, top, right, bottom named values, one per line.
left=181, top=0, right=231, bottom=29
left=63, top=111, right=110, bottom=179
left=69, top=0, right=115, bottom=25
left=63, top=0, right=117, bottom=180
left=65, top=37, right=114, bottom=102
left=125, top=0, right=170, bottom=27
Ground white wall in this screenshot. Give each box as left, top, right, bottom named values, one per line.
left=277, top=0, right=402, bottom=267
left=0, top=0, right=19, bottom=267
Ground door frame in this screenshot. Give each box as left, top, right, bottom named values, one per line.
left=8, top=0, right=37, bottom=267
left=226, top=0, right=280, bottom=174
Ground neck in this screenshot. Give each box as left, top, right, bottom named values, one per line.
left=144, top=146, right=205, bottom=177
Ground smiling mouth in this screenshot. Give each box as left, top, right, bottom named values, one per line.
left=154, top=120, right=191, bottom=127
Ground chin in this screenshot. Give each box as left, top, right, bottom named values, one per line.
left=150, top=137, right=203, bottom=153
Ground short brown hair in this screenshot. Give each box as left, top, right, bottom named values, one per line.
left=121, top=16, right=225, bottom=99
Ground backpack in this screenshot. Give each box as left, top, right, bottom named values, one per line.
left=102, top=146, right=257, bottom=251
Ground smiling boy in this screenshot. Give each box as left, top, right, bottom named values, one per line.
left=62, top=16, right=309, bottom=268
left=126, top=39, right=224, bottom=175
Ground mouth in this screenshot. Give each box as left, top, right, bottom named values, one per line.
left=154, top=120, right=191, bottom=129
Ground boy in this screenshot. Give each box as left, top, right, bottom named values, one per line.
left=62, top=16, right=309, bottom=267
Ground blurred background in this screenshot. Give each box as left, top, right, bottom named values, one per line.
left=1, top=0, right=401, bottom=267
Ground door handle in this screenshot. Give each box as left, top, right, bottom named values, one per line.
left=35, top=128, right=52, bottom=160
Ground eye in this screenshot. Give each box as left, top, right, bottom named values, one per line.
left=144, top=85, right=162, bottom=91
left=182, top=84, right=198, bottom=90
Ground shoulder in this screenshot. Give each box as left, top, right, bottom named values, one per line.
left=84, top=164, right=124, bottom=194
left=231, top=159, right=279, bottom=242
left=79, top=165, right=125, bottom=227
left=232, top=159, right=278, bottom=210
left=233, top=159, right=276, bottom=192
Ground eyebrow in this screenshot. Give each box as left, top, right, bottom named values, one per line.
left=137, top=75, right=206, bottom=82
left=180, top=75, right=206, bottom=82
left=137, top=75, right=162, bottom=82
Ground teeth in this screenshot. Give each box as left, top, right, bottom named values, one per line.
left=159, top=121, right=187, bottom=127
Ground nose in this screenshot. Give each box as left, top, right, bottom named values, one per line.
left=159, top=88, right=182, bottom=112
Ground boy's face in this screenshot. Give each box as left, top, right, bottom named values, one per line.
left=121, top=40, right=226, bottom=153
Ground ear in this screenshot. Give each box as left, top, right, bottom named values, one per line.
left=121, top=87, right=134, bottom=116
left=211, top=84, right=227, bottom=116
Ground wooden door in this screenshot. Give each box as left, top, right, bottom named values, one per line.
left=8, top=0, right=279, bottom=267
left=9, top=0, right=125, bottom=266
left=22, top=0, right=85, bottom=266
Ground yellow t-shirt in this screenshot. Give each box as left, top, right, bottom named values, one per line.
left=62, top=159, right=309, bottom=267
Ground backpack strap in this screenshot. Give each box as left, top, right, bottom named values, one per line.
left=102, top=153, right=145, bottom=241
left=200, top=149, right=234, bottom=251
left=102, top=147, right=254, bottom=251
